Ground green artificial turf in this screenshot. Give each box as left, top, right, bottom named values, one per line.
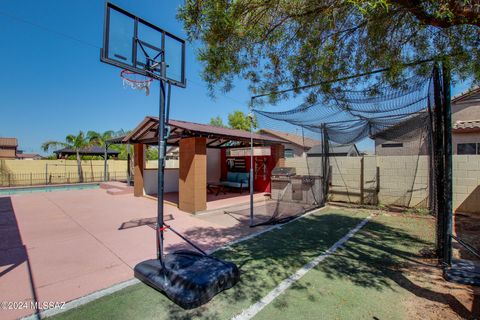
left=51, top=209, right=434, bottom=320
left=255, top=214, right=435, bottom=320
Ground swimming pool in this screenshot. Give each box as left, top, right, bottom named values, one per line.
left=0, top=183, right=100, bottom=196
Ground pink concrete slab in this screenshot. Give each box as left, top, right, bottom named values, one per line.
left=0, top=259, right=35, bottom=320
left=0, top=187, right=271, bottom=320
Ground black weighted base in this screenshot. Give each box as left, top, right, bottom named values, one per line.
left=134, top=250, right=240, bottom=309
left=444, top=259, right=480, bottom=286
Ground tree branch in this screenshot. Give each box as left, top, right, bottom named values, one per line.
left=392, top=0, right=480, bottom=28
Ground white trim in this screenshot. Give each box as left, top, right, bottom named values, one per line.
left=20, top=279, right=140, bottom=320
left=231, top=215, right=372, bottom=320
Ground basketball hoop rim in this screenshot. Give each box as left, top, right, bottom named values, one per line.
left=120, top=69, right=153, bottom=84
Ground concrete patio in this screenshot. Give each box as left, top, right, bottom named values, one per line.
left=0, top=186, right=270, bottom=319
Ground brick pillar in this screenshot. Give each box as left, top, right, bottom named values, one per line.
left=271, top=144, right=285, bottom=167
left=179, top=137, right=207, bottom=213
left=133, top=144, right=145, bottom=197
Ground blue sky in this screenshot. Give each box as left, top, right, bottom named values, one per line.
left=0, top=0, right=472, bottom=154
left=0, top=0, right=251, bottom=155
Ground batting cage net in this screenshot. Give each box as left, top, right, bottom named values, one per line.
left=232, top=68, right=443, bottom=228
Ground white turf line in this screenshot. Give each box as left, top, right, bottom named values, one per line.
left=21, top=206, right=328, bottom=320
left=231, top=215, right=372, bottom=320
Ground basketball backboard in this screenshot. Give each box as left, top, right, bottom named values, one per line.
left=100, top=2, right=186, bottom=88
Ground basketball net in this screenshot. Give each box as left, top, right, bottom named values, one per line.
left=121, top=69, right=153, bottom=96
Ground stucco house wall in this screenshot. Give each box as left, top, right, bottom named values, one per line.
left=375, top=87, right=480, bottom=156
left=375, top=127, right=429, bottom=156
left=283, top=143, right=307, bottom=158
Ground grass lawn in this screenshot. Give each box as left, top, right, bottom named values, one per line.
left=51, top=208, right=434, bottom=320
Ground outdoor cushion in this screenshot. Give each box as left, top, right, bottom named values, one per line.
left=226, top=172, right=238, bottom=182
left=220, top=181, right=243, bottom=188
left=236, top=172, right=249, bottom=184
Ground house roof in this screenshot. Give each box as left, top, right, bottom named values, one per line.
left=452, top=86, right=480, bottom=104
left=53, top=146, right=120, bottom=155
left=307, top=143, right=359, bottom=156
left=453, top=119, right=480, bottom=132
left=258, top=129, right=320, bottom=148
left=16, top=153, right=42, bottom=159
left=121, top=117, right=287, bottom=147
left=0, top=137, right=18, bottom=147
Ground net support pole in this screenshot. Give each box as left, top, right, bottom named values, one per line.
left=249, top=98, right=254, bottom=227
left=432, top=63, right=445, bottom=260
left=442, top=62, right=453, bottom=266
left=321, top=125, right=330, bottom=205
left=156, top=62, right=167, bottom=265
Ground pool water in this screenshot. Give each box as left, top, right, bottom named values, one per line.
left=0, top=183, right=100, bottom=195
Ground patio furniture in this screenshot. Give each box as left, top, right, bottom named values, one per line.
left=220, top=172, right=249, bottom=194
left=207, top=182, right=227, bottom=196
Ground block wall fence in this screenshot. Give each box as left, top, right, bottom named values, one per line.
left=285, top=155, right=480, bottom=213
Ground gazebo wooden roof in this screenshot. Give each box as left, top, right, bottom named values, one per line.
left=121, top=117, right=286, bottom=148
left=54, top=146, right=120, bottom=158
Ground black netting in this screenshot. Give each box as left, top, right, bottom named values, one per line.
left=245, top=70, right=437, bottom=226
left=255, top=74, right=432, bottom=145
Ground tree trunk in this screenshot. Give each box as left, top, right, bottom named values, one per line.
left=76, top=150, right=84, bottom=183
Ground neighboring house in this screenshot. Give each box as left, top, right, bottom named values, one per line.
left=452, top=87, right=480, bottom=154
left=373, top=112, right=430, bottom=156
left=15, top=152, right=43, bottom=160
left=259, top=128, right=359, bottom=158
left=259, top=129, right=320, bottom=158
left=0, top=138, right=18, bottom=159
left=374, top=86, right=480, bottom=155
left=307, top=143, right=360, bottom=157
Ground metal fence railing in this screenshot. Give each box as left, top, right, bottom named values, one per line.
left=0, top=171, right=129, bottom=187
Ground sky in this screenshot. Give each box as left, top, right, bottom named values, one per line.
left=0, top=0, right=472, bottom=155
left=0, top=0, right=252, bottom=155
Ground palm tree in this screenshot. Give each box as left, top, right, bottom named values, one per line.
left=42, top=131, right=99, bottom=183
left=87, top=130, right=115, bottom=146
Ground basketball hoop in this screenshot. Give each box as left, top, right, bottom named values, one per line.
left=120, top=69, right=153, bottom=96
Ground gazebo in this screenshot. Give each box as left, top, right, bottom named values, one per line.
left=54, top=146, right=120, bottom=159
left=121, top=117, right=287, bottom=213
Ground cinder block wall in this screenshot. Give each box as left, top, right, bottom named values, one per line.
left=286, top=155, right=480, bottom=213
left=376, top=155, right=429, bottom=208
left=453, top=155, right=480, bottom=213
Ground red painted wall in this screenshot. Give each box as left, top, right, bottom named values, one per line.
left=220, top=148, right=276, bottom=193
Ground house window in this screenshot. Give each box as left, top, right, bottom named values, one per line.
left=284, top=149, right=295, bottom=158
left=381, top=143, right=403, bottom=148
left=457, top=143, right=478, bottom=155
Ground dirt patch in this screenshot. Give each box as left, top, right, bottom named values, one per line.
left=454, top=211, right=480, bottom=263
left=400, top=258, right=479, bottom=319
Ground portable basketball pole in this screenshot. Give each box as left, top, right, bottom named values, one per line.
left=156, top=62, right=167, bottom=265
